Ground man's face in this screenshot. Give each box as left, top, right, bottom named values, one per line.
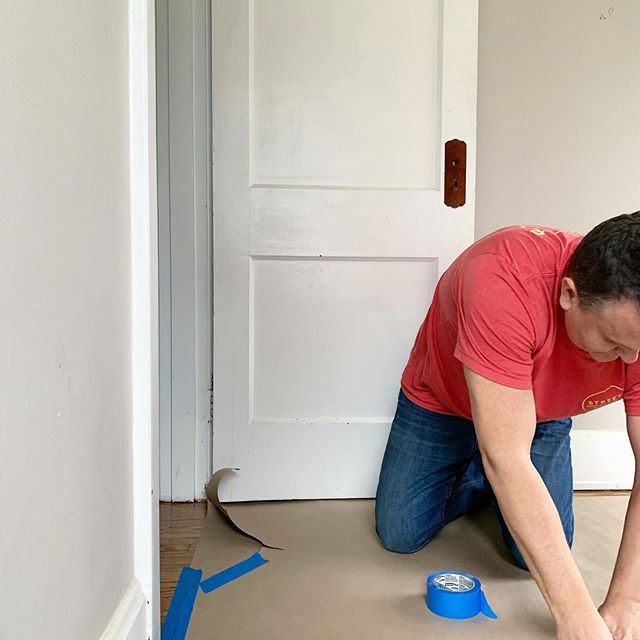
left=560, top=278, right=640, bottom=364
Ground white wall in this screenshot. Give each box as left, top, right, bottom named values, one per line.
left=0, top=1, right=137, bottom=638
left=476, top=0, right=640, bottom=431
left=476, top=0, right=640, bottom=239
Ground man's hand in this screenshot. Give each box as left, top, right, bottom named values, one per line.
left=557, top=610, right=613, bottom=640
left=599, top=597, right=640, bottom=639
left=599, top=415, right=640, bottom=640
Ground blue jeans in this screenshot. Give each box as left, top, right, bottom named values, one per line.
left=375, top=389, right=574, bottom=570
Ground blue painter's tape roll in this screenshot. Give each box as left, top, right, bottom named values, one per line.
left=426, top=571, right=497, bottom=620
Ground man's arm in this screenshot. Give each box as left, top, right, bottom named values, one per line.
left=464, top=367, right=612, bottom=640
left=598, top=414, right=640, bottom=637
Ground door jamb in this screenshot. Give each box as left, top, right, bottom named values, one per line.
left=157, top=0, right=213, bottom=502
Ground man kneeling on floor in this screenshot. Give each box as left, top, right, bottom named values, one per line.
left=375, top=213, right=640, bottom=640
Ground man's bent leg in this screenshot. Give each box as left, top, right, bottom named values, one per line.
left=444, top=450, right=493, bottom=524
left=492, top=417, right=574, bottom=570
left=375, top=390, right=481, bottom=553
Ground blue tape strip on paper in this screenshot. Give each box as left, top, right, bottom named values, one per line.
left=200, top=551, right=269, bottom=594
left=162, top=566, right=203, bottom=640
left=162, top=552, right=269, bottom=640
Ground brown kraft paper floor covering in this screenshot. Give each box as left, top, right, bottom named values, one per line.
left=187, top=494, right=628, bottom=639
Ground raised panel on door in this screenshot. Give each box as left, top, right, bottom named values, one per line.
left=213, top=0, right=478, bottom=500
left=251, top=0, right=440, bottom=190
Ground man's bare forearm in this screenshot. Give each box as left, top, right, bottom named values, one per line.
left=485, top=456, right=597, bottom=625
left=464, top=369, right=612, bottom=637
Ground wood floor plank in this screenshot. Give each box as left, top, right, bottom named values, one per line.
left=160, top=501, right=207, bottom=623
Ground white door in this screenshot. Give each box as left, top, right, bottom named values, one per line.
left=213, top=0, right=478, bottom=500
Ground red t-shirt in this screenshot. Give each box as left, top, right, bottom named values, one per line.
left=401, top=225, right=640, bottom=421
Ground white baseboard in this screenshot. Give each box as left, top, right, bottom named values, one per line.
left=100, top=578, right=147, bottom=640
left=572, top=429, right=634, bottom=490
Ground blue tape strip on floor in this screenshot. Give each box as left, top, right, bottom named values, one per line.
left=200, top=551, right=269, bottom=594
left=162, top=566, right=203, bottom=640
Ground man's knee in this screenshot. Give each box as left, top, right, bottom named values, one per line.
left=374, top=514, right=439, bottom=554
left=376, top=526, right=434, bottom=554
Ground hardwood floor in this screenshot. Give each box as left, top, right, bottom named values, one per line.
left=160, top=501, right=207, bottom=622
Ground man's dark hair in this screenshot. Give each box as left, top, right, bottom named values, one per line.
left=566, top=211, right=640, bottom=308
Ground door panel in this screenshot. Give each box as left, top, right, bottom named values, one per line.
left=251, top=257, right=438, bottom=420
left=251, top=0, right=440, bottom=189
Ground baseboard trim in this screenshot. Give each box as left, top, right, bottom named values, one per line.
left=100, top=578, right=147, bottom=640
left=572, top=429, right=635, bottom=490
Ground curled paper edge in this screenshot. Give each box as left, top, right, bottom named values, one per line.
left=205, top=467, right=284, bottom=551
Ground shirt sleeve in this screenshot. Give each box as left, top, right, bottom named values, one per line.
left=453, top=253, right=537, bottom=390
left=624, top=362, right=640, bottom=416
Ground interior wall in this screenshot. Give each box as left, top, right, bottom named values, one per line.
left=0, top=1, right=135, bottom=638
left=476, top=0, right=640, bottom=431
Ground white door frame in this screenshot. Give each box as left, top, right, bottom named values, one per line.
left=157, top=0, right=213, bottom=502
left=130, top=0, right=160, bottom=636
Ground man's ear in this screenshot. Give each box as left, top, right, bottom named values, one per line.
left=559, top=277, right=579, bottom=311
